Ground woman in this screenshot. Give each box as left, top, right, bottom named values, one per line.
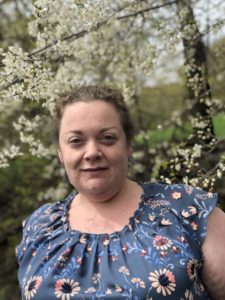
left=16, top=86, right=225, bottom=299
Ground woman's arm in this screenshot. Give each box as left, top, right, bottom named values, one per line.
left=201, top=207, right=225, bottom=300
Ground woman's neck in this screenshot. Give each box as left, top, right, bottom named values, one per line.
left=71, top=179, right=142, bottom=222
left=68, top=179, right=143, bottom=234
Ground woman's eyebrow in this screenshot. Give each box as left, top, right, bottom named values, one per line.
left=66, top=127, right=118, bottom=135
left=99, top=127, right=118, bottom=133
left=66, top=130, right=83, bottom=135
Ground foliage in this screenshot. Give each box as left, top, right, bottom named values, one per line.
left=1, top=0, right=225, bottom=187
left=0, top=153, right=71, bottom=300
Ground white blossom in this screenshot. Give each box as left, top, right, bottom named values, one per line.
left=37, top=182, right=68, bottom=201
left=0, top=0, right=225, bottom=188
left=0, top=145, right=23, bottom=168
left=192, top=144, right=202, bottom=158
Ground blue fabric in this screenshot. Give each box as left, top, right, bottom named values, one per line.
left=16, top=182, right=217, bottom=300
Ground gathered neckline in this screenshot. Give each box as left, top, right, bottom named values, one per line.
left=63, top=182, right=147, bottom=238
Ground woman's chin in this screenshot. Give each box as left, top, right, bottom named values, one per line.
left=78, top=179, right=123, bottom=200
left=80, top=179, right=111, bottom=195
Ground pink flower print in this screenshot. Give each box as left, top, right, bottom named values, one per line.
left=171, top=191, right=182, bottom=199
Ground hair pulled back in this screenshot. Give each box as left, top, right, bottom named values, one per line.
left=56, top=86, right=134, bottom=143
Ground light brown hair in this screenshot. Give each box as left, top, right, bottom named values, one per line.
left=55, top=85, right=134, bottom=143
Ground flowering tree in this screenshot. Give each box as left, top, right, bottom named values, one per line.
left=1, top=0, right=225, bottom=191
left=158, top=0, right=225, bottom=189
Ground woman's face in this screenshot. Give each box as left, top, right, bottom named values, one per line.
left=58, top=100, right=131, bottom=200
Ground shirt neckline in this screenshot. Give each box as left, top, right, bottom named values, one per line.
left=63, top=182, right=147, bottom=238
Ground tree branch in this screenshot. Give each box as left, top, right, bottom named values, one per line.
left=29, top=1, right=177, bottom=58
left=118, top=1, right=177, bottom=20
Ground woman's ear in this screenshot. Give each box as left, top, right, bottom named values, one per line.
left=127, top=143, right=132, bottom=157
left=58, top=149, right=63, bottom=164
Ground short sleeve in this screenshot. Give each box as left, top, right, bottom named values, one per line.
left=168, top=184, right=218, bottom=245
left=16, top=203, right=53, bottom=265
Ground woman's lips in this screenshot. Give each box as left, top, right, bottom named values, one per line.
left=80, top=168, right=108, bottom=177
left=81, top=167, right=108, bottom=172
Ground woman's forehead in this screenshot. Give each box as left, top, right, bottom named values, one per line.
left=59, top=101, right=122, bottom=131
left=62, top=101, right=119, bottom=119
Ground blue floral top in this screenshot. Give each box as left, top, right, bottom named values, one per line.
left=16, top=182, right=217, bottom=300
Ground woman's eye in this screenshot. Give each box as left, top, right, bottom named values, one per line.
left=69, top=138, right=83, bottom=145
left=102, top=135, right=117, bottom=144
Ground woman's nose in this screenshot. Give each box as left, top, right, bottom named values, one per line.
left=83, top=140, right=102, bottom=161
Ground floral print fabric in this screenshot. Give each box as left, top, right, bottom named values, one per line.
left=16, top=182, right=217, bottom=299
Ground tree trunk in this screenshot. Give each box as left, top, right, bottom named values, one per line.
left=176, top=0, right=216, bottom=145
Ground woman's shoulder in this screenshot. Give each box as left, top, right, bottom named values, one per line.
left=23, top=194, right=72, bottom=231
left=16, top=194, right=73, bottom=264
left=142, top=181, right=217, bottom=210
left=141, top=181, right=218, bottom=245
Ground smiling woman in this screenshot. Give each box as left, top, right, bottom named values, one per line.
left=16, top=86, right=225, bottom=300
left=57, top=100, right=131, bottom=202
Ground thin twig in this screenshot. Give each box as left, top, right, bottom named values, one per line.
left=118, top=1, right=177, bottom=20
left=29, top=1, right=177, bottom=58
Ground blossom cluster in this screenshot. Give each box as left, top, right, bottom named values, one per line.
left=0, top=0, right=225, bottom=193
left=0, top=145, right=22, bottom=168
